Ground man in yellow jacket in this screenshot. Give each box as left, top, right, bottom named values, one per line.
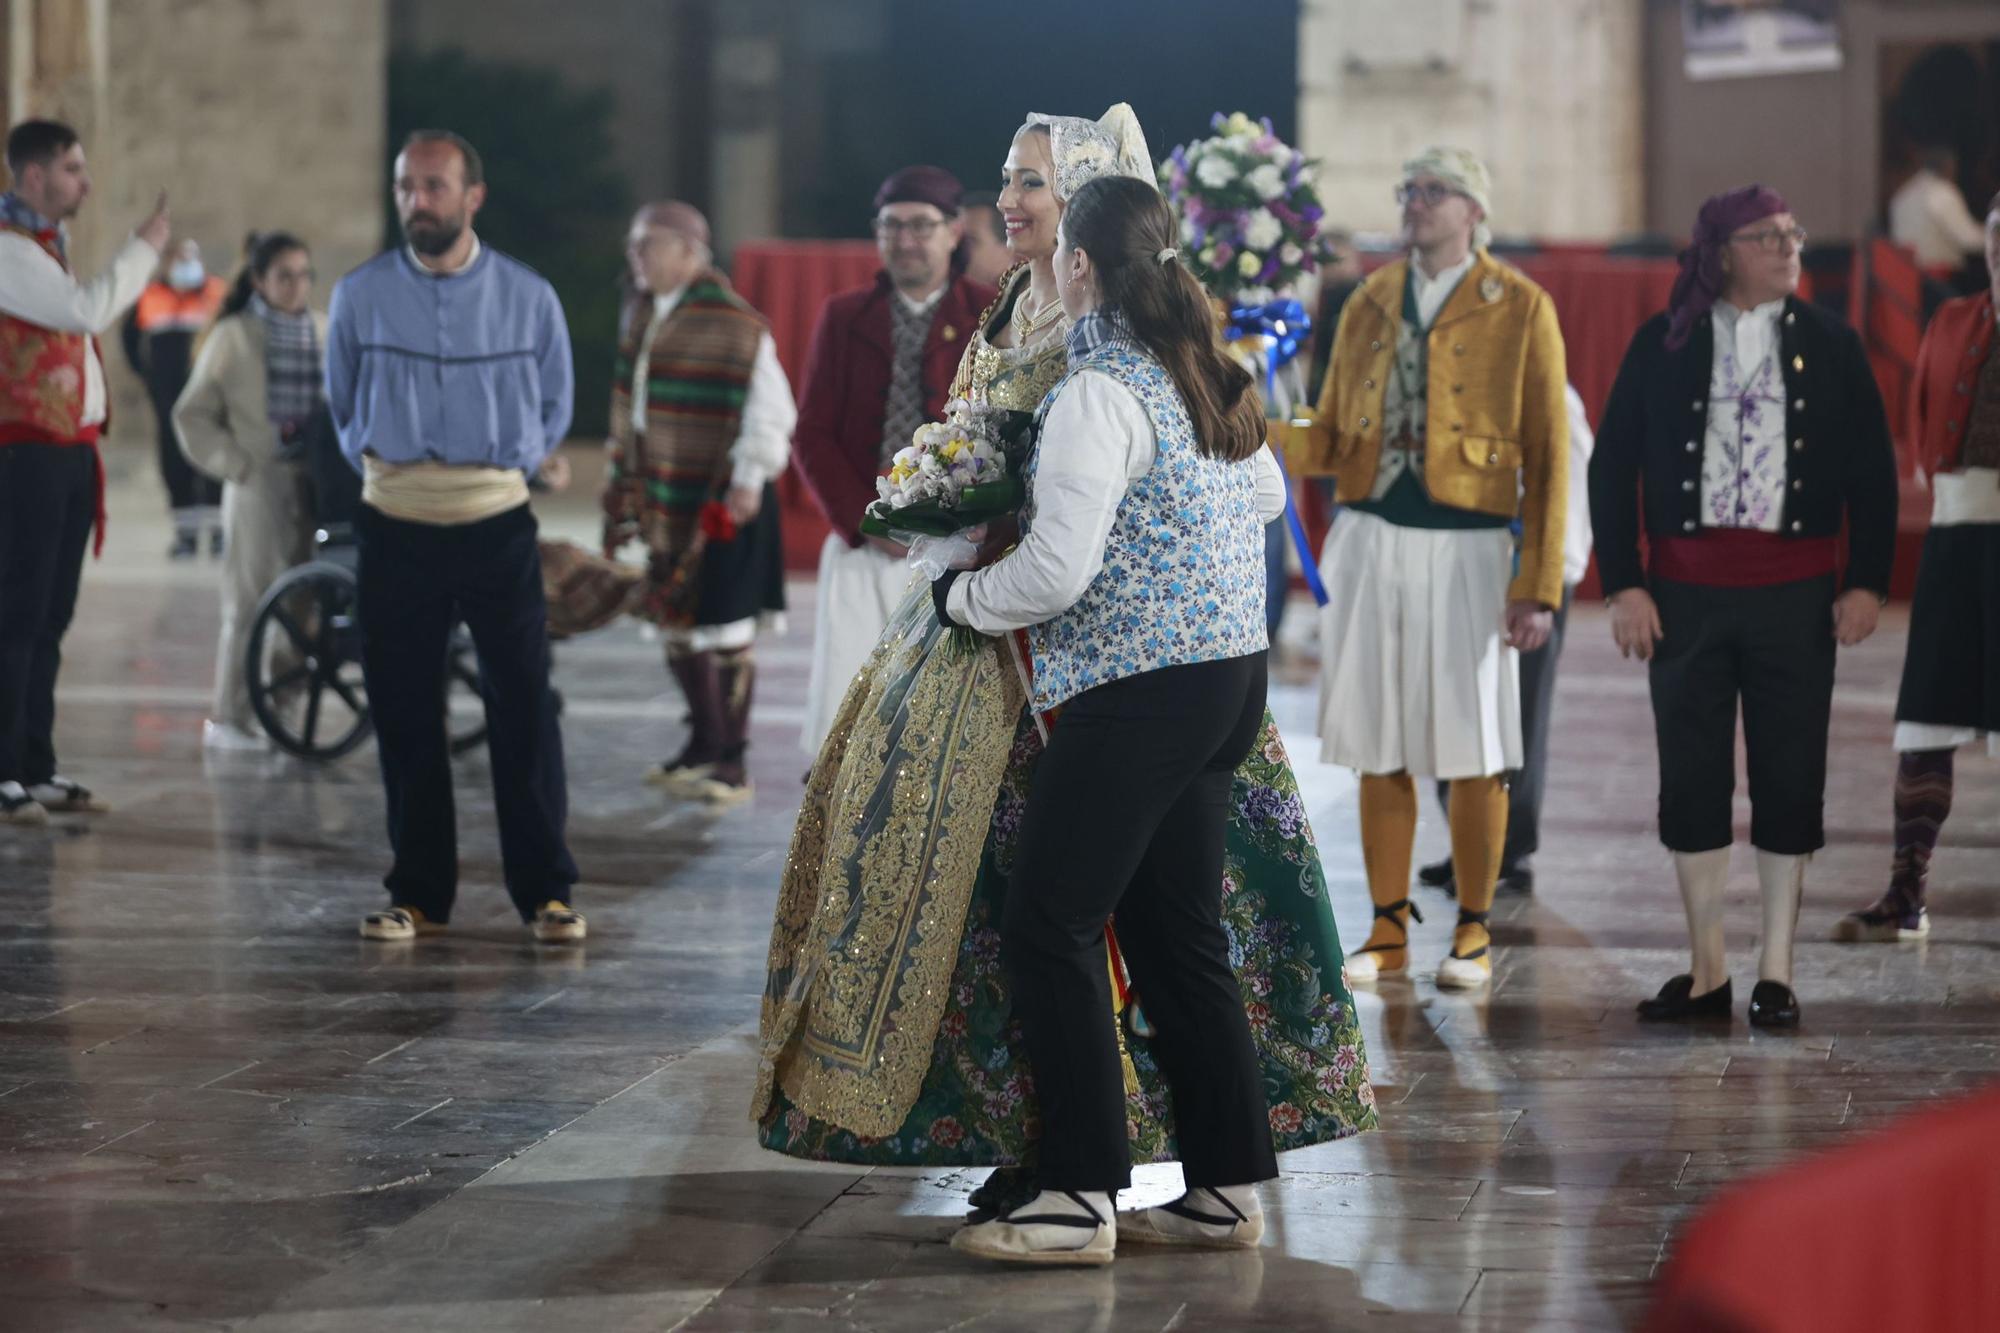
left=1292, top=146, right=1568, bottom=989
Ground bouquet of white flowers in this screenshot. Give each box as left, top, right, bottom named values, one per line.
left=1159, top=111, right=1335, bottom=305
left=861, top=398, right=1029, bottom=542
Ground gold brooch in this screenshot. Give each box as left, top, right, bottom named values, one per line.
left=1480, top=276, right=1504, bottom=303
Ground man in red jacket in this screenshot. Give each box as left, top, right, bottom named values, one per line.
left=792, top=165, right=996, bottom=753
left=1835, top=191, right=2000, bottom=944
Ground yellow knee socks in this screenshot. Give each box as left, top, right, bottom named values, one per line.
left=1357, top=772, right=1421, bottom=969
left=1447, top=775, right=1508, bottom=964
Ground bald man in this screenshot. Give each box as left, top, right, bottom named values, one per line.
left=603, top=201, right=795, bottom=805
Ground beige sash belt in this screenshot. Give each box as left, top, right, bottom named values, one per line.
left=362, top=457, right=531, bottom=526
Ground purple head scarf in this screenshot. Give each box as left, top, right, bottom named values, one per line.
left=1665, top=185, right=1789, bottom=351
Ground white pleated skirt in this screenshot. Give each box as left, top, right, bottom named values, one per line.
left=801, top=534, right=916, bottom=754
left=1315, top=509, right=1522, bottom=779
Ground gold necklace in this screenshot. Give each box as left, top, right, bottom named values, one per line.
left=1010, top=286, right=1062, bottom=342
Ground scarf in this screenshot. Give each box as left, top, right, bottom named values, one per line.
left=0, top=192, right=62, bottom=259
left=251, top=294, right=321, bottom=438
left=1666, top=185, right=1789, bottom=351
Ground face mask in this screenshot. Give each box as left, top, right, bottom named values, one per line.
left=168, top=258, right=206, bottom=290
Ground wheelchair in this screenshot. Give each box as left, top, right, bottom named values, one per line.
left=242, top=421, right=488, bottom=761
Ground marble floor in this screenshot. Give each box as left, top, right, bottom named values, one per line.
left=2, top=476, right=1996, bottom=1332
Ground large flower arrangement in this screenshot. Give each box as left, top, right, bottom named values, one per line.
left=1159, top=112, right=1333, bottom=304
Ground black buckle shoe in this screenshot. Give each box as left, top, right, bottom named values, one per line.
left=1637, top=974, right=1733, bottom=1022
left=1417, top=857, right=1455, bottom=891
left=1748, top=980, right=1801, bottom=1030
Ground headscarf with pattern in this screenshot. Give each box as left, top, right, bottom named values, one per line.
left=1401, top=145, right=1494, bottom=251
left=1665, top=184, right=1789, bottom=351
left=1022, top=103, right=1157, bottom=203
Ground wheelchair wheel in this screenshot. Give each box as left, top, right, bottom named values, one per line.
left=246, top=561, right=371, bottom=760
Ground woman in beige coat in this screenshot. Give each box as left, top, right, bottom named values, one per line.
left=172, top=232, right=324, bottom=750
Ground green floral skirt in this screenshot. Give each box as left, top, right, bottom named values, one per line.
left=758, top=708, right=1377, bottom=1165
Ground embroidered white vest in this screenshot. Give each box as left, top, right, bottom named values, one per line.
left=1023, top=340, right=1267, bottom=710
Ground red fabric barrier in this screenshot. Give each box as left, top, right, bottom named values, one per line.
left=729, top=243, right=1814, bottom=583
left=1645, top=1082, right=2000, bottom=1333
left=732, top=241, right=882, bottom=569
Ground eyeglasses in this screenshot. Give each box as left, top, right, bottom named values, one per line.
left=1395, top=181, right=1462, bottom=208
left=1731, top=225, right=1808, bottom=253
left=874, top=218, right=943, bottom=240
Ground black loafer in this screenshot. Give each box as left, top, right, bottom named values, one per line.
left=1637, top=974, right=1733, bottom=1022
left=1497, top=865, right=1534, bottom=896
left=1417, top=857, right=1455, bottom=893
left=1748, top=980, right=1801, bottom=1029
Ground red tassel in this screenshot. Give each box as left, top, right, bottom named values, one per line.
left=698, top=499, right=737, bottom=543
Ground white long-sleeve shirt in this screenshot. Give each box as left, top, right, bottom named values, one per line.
left=948, top=369, right=1287, bottom=634
left=0, top=229, right=159, bottom=428
left=632, top=288, right=796, bottom=490
left=1889, top=168, right=1987, bottom=270
left=1561, top=383, right=1595, bottom=587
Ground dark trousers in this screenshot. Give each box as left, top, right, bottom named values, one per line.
left=0, top=444, right=96, bottom=785
left=1004, top=652, right=1278, bottom=1194
left=355, top=502, right=577, bottom=921
left=152, top=393, right=219, bottom=514
left=1435, top=587, right=1571, bottom=866
left=1647, top=575, right=1835, bottom=855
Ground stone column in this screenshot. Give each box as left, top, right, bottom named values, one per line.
left=708, top=0, right=783, bottom=257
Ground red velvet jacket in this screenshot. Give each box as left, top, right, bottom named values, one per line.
left=791, top=271, right=996, bottom=545
left=1911, top=290, right=1996, bottom=477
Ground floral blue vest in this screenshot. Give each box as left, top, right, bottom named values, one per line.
left=1023, top=337, right=1267, bottom=710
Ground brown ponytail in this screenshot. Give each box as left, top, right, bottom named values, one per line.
left=1062, top=175, right=1266, bottom=462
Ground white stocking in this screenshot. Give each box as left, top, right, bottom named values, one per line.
left=1756, top=850, right=1807, bottom=986
left=1673, top=848, right=1731, bottom=993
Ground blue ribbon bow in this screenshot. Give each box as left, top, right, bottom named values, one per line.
left=1227, top=298, right=1328, bottom=608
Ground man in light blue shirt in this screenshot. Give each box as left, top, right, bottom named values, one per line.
left=326, top=129, right=585, bottom=946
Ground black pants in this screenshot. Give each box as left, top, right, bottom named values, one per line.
left=356, top=503, right=577, bottom=921
left=1435, top=588, right=1571, bottom=867
left=1647, top=575, right=1835, bottom=855
left=0, top=444, right=96, bottom=786
left=1004, top=652, right=1278, bottom=1194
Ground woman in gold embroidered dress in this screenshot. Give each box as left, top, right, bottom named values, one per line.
left=754, top=105, right=1375, bottom=1200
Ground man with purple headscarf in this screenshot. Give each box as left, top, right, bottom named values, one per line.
left=1589, top=185, right=1898, bottom=1030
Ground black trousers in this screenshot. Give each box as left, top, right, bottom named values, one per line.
left=1647, top=575, right=1835, bottom=855
left=0, top=444, right=96, bottom=786
left=356, top=503, right=577, bottom=921
left=1436, top=587, right=1571, bottom=866
left=1004, top=652, right=1278, bottom=1194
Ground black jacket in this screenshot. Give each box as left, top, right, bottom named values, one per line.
left=1588, top=297, right=1898, bottom=598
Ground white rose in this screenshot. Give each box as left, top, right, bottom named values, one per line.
left=1195, top=154, right=1238, bottom=189
left=1181, top=216, right=1200, bottom=245
left=1243, top=208, right=1283, bottom=251
left=1280, top=242, right=1304, bottom=265
left=1246, top=163, right=1285, bottom=201
left=1237, top=251, right=1262, bottom=279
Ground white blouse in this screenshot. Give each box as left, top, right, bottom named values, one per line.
left=947, top=369, right=1287, bottom=635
